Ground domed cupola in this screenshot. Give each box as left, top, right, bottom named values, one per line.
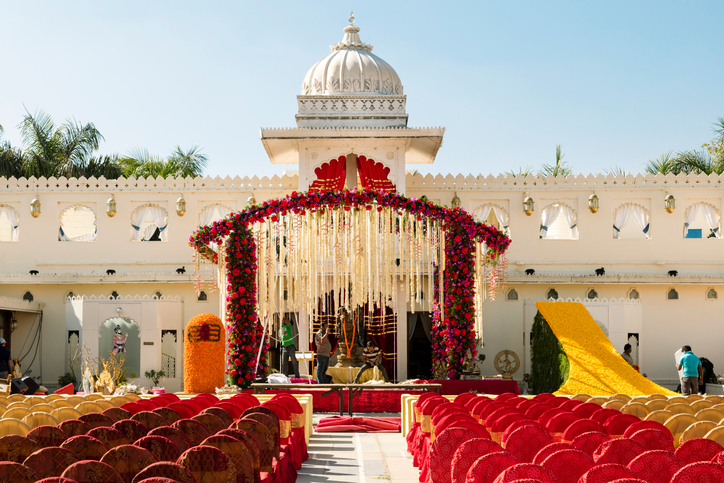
left=296, top=13, right=408, bottom=128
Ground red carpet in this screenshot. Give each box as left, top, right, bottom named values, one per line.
left=316, top=416, right=401, bottom=432
left=244, top=389, right=428, bottom=412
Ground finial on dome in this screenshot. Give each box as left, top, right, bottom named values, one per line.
left=331, top=11, right=373, bottom=52
left=349, top=11, right=355, bottom=27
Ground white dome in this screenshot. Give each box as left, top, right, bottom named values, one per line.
left=301, top=15, right=403, bottom=96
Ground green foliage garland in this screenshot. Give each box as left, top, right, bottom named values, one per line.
left=529, top=310, right=569, bottom=394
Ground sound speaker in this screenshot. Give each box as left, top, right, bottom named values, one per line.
left=10, top=377, right=39, bottom=395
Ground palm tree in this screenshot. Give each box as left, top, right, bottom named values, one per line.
left=18, top=110, right=115, bottom=178
left=604, top=166, right=630, bottom=176
left=539, top=145, right=572, bottom=177
left=645, top=151, right=679, bottom=175
left=0, top=124, right=24, bottom=178
left=121, top=145, right=207, bottom=178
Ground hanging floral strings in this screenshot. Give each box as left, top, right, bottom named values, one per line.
left=190, top=188, right=511, bottom=387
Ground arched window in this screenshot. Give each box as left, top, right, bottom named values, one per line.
left=0, top=204, right=19, bottom=242
left=546, top=288, right=559, bottom=300
left=684, top=202, right=721, bottom=239
left=111, top=291, right=120, bottom=299
left=198, top=204, right=233, bottom=228
left=628, top=288, right=639, bottom=300
left=23, top=292, right=33, bottom=302
left=506, top=289, right=518, bottom=301
left=587, top=289, right=598, bottom=299
left=198, top=291, right=208, bottom=301
left=707, top=288, right=717, bottom=300
left=667, top=288, right=678, bottom=300
left=612, top=203, right=650, bottom=239
left=540, top=203, right=578, bottom=240
left=473, top=204, right=510, bottom=236
left=131, top=204, right=168, bottom=242
left=59, top=205, right=97, bottom=242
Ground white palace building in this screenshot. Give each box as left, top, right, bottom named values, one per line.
left=1, top=17, right=723, bottom=393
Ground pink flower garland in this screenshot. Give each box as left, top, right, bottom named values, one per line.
left=190, top=188, right=511, bottom=386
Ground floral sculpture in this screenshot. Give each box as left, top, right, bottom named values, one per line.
left=190, top=188, right=510, bottom=387
left=184, top=313, right=226, bottom=393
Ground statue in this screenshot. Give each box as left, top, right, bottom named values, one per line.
left=111, top=325, right=128, bottom=354
left=335, top=307, right=363, bottom=367
left=95, top=352, right=125, bottom=395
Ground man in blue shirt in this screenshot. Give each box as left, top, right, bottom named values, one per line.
left=676, top=345, right=703, bottom=396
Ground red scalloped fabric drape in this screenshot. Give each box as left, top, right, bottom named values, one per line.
left=356, top=156, right=396, bottom=192
left=308, top=156, right=347, bottom=193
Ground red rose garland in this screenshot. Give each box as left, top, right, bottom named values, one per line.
left=190, top=188, right=510, bottom=386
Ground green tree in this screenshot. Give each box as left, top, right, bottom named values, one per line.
left=539, top=144, right=572, bottom=177
left=0, top=124, right=24, bottom=178
left=18, top=110, right=123, bottom=179
left=645, top=151, right=679, bottom=175
left=647, top=118, right=724, bottom=175
left=121, top=145, right=207, bottom=178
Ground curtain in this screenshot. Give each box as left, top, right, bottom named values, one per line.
left=540, top=204, right=562, bottom=238
left=613, top=204, right=632, bottom=239
left=684, top=204, right=700, bottom=238
left=199, top=204, right=232, bottom=227
left=629, top=204, right=650, bottom=239
left=418, top=312, right=432, bottom=342
left=561, top=205, right=578, bottom=238
left=700, top=203, right=721, bottom=238
left=132, top=205, right=168, bottom=242
left=0, top=206, right=19, bottom=242
left=474, top=205, right=492, bottom=224
left=492, top=206, right=510, bottom=233
left=407, top=313, right=418, bottom=341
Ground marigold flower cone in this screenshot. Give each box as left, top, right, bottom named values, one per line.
left=184, top=313, right=226, bottom=393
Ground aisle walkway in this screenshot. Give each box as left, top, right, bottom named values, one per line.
left=297, top=415, right=418, bottom=483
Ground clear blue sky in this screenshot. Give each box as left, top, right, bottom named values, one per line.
left=1, top=1, right=722, bottom=178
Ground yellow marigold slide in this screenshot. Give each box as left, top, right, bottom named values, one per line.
left=536, top=301, right=676, bottom=396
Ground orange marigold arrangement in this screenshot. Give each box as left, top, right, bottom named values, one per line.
left=184, top=313, right=226, bottom=393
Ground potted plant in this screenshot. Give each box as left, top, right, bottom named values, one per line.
left=144, top=369, right=166, bottom=388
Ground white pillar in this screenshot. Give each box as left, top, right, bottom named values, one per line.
left=346, top=154, right=357, bottom=190
left=297, top=308, right=312, bottom=376
left=396, top=281, right=407, bottom=382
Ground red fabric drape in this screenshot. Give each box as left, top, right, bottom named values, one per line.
left=308, top=156, right=346, bottom=193
left=363, top=302, right=397, bottom=381
left=357, top=156, right=396, bottom=192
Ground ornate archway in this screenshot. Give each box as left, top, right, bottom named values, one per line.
left=190, top=188, right=510, bottom=387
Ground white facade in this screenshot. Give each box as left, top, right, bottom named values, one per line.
left=1, top=17, right=722, bottom=390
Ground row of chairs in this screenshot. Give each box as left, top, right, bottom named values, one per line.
left=0, top=391, right=308, bottom=483
left=407, top=391, right=724, bottom=483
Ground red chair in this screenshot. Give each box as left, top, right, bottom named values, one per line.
left=532, top=393, right=556, bottom=403
left=464, top=452, right=519, bottom=483
left=495, top=393, right=519, bottom=403
left=545, top=412, right=581, bottom=440
left=594, top=438, right=645, bottom=466
left=100, top=444, right=158, bottom=483
left=670, top=462, right=724, bottom=482
left=61, top=460, right=124, bottom=483
left=479, top=403, right=511, bottom=424
left=86, top=427, right=129, bottom=449
left=470, top=398, right=493, bottom=419
left=214, top=402, right=244, bottom=420
left=131, top=411, right=167, bottom=431
left=539, top=449, right=594, bottom=483
left=450, top=439, right=504, bottom=483
left=627, top=449, right=683, bottom=483
left=590, top=408, right=621, bottom=425
left=167, top=402, right=196, bottom=420
left=120, top=402, right=144, bottom=415
left=573, top=402, right=605, bottom=419
left=24, top=447, right=79, bottom=479
left=561, top=419, right=602, bottom=442
left=628, top=429, right=675, bottom=453
left=241, top=412, right=279, bottom=460
left=500, top=420, right=542, bottom=445
left=0, top=434, right=39, bottom=462
left=578, top=463, right=637, bottom=483
left=439, top=418, right=489, bottom=438
left=191, top=413, right=227, bottom=435
left=503, top=425, right=553, bottom=463
left=177, top=445, right=236, bottom=483
left=217, top=429, right=261, bottom=479
left=201, top=407, right=234, bottom=429
left=0, top=461, right=39, bottom=483
left=35, top=478, right=83, bottom=483
left=514, top=399, right=537, bottom=413
left=234, top=419, right=273, bottom=473
left=711, top=450, right=724, bottom=465
left=152, top=407, right=183, bottom=425
left=603, top=414, right=641, bottom=438
left=536, top=409, right=564, bottom=428
left=200, top=435, right=255, bottom=483
left=58, top=419, right=91, bottom=437
left=484, top=407, right=520, bottom=427
left=78, top=413, right=113, bottom=429
left=489, top=413, right=528, bottom=440
left=111, top=419, right=148, bottom=443
left=548, top=397, right=571, bottom=408
left=622, top=420, right=670, bottom=439
left=131, top=461, right=198, bottom=483
left=102, top=407, right=132, bottom=424
left=674, top=437, right=724, bottom=465
left=428, top=428, right=477, bottom=483
left=454, top=393, right=478, bottom=406
left=532, top=442, right=573, bottom=465
left=571, top=431, right=611, bottom=457
left=172, top=419, right=212, bottom=447
left=559, top=399, right=583, bottom=412
left=148, top=427, right=191, bottom=454
left=135, top=435, right=182, bottom=462
left=60, top=435, right=109, bottom=461
left=26, top=425, right=68, bottom=448
left=491, top=462, right=557, bottom=483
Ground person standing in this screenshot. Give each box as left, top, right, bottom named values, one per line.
left=622, top=344, right=635, bottom=367
left=314, top=321, right=332, bottom=384
left=353, top=341, right=390, bottom=383
left=0, top=338, right=13, bottom=380
left=280, top=316, right=300, bottom=379
left=676, top=345, right=703, bottom=396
